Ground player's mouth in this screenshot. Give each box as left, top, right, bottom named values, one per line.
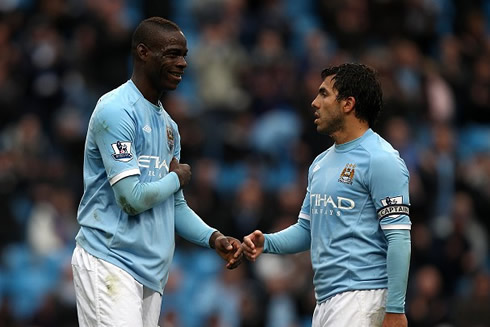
left=314, top=112, right=320, bottom=124
left=169, top=71, right=183, bottom=81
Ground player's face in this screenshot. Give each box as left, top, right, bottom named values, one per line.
left=147, top=30, right=188, bottom=91
left=311, top=75, right=344, bottom=135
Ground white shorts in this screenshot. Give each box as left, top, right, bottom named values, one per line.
left=312, top=289, right=387, bottom=327
left=71, top=245, right=162, bottom=327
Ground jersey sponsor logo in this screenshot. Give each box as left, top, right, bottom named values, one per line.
left=313, top=164, right=321, bottom=172
left=338, top=163, right=356, bottom=184
left=310, top=193, right=355, bottom=216
left=378, top=196, right=409, bottom=219
left=138, top=155, right=169, bottom=177
left=111, top=141, right=133, bottom=162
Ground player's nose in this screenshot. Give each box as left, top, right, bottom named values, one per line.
left=176, top=56, right=187, bottom=69
left=311, top=96, right=320, bottom=110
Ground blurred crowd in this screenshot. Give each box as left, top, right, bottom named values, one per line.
left=0, top=0, right=489, bottom=326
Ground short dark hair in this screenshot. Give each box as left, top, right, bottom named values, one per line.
left=321, top=63, right=383, bottom=127
left=131, top=17, right=181, bottom=55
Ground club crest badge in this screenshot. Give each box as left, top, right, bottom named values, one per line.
left=338, top=163, right=356, bottom=184
left=166, top=126, right=174, bottom=151
left=111, top=141, right=133, bottom=162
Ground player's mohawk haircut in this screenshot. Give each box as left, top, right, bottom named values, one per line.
left=131, top=17, right=181, bottom=54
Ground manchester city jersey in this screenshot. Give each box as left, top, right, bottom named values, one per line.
left=75, top=80, right=180, bottom=293
left=299, top=129, right=411, bottom=302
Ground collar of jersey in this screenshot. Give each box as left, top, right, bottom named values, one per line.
left=334, top=128, right=373, bottom=152
left=127, top=79, right=163, bottom=114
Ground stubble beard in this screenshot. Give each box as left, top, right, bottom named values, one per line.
left=318, top=115, right=344, bottom=136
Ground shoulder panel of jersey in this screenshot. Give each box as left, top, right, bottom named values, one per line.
left=92, top=81, right=145, bottom=185
left=359, top=131, right=411, bottom=230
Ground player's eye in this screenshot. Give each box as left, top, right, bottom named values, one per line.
left=163, top=50, right=186, bottom=59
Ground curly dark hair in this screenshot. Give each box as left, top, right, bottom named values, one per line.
left=131, top=17, right=181, bottom=56
left=321, top=63, right=383, bottom=127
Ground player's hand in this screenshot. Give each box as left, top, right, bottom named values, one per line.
left=210, top=232, right=243, bottom=269
left=242, top=230, right=265, bottom=262
left=169, top=157, right=191, bottom=187
left=382, top=313, right=408, bottom=327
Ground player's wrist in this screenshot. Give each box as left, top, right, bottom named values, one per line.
left=209, top=231, right=225, bottom=249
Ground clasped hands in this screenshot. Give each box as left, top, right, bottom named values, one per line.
left=210, top=230, right=265, bottom=270
left=209, top=231, right=243, bottom=269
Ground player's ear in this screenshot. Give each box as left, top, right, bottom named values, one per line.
left=136, top=43, right=150, bottom=62
left=343, top=96, right=356, bottom=113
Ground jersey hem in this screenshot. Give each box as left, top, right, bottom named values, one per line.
left=75, top=240, right=164, bottom=294
left=317, top=286, right=388, bottom=304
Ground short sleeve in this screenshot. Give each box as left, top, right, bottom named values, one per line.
left=369, top=152, right=411, bottom=230
left=298, top=164, right=313, bottom=221
left=92, top=104, right=140, bottom=185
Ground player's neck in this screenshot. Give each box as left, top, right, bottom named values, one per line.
left=332, top=123, right=369, bottom=145
left=131, top=75, right=161, bottom=105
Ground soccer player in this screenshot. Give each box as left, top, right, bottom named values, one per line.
left=242, top=63, right=411, bottom=327
left=71, top=17, right=242, bottom=327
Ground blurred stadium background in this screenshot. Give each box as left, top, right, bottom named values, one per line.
left=0, top=0, right=489, bottom=326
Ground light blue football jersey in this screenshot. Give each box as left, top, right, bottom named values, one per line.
left=76, top=80, right=181, bottom=293
left=299, top=128, right=411, bottom=302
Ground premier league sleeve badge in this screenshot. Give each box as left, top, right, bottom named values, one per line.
left=111, top=141, right=133, bottom=162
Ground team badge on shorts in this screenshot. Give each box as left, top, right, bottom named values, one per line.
left=377, top=196, right=410, bottom=220
left=338, top=163, right=356, bottom=184
left=111, top=141, right=133, bottom=162
left=166, top=126, right=174, bottom=151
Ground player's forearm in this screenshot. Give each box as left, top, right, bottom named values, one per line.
left=112, top=173, right=180, bottom=215
left=384, top=229, right=411, bottom=313
left=174, top=190, right=217, bottom=248
left=264, top=218, right=311, bottom=254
